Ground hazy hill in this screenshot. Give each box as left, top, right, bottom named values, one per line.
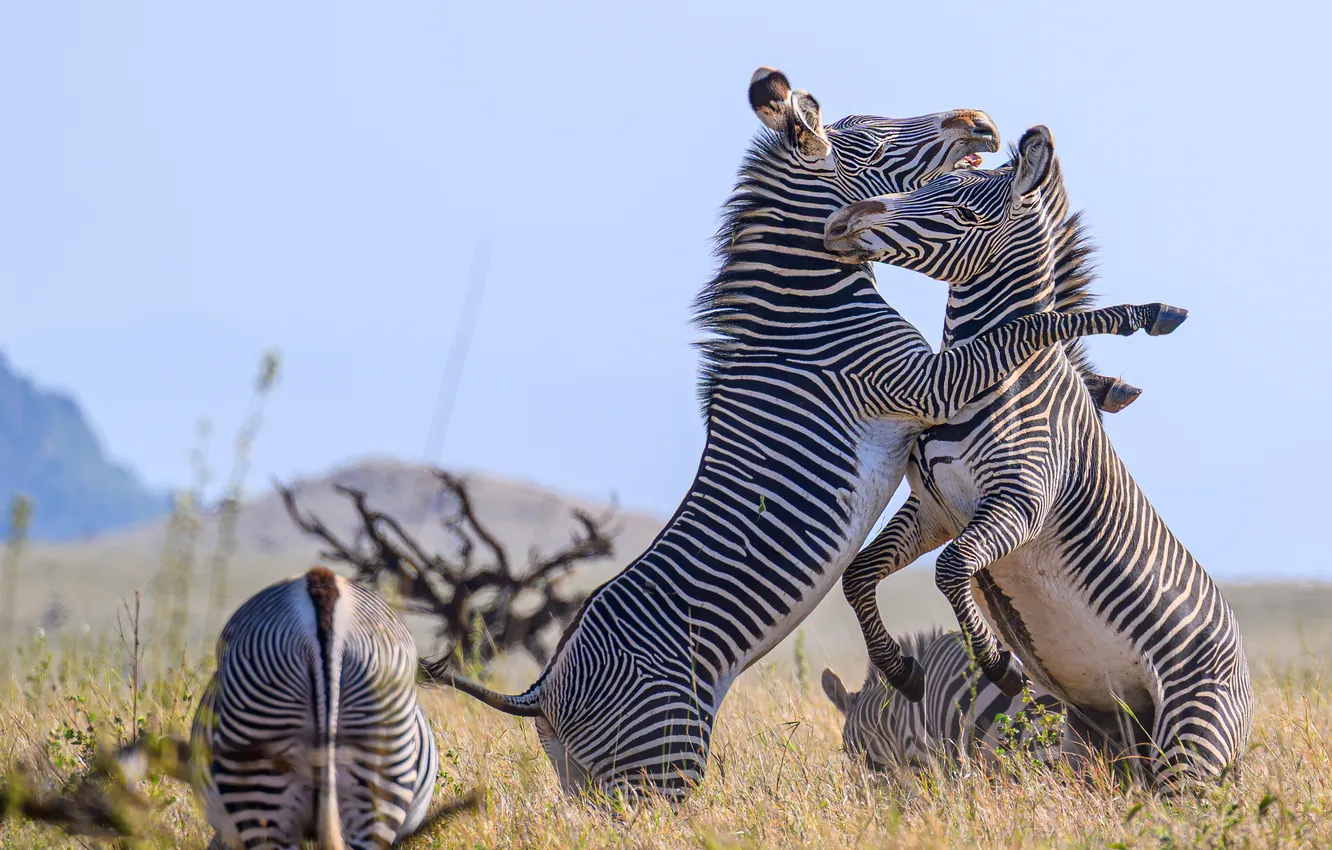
left=0, top=353, right=168, bottom=541
left=9, top=458, right=1331, bottom=679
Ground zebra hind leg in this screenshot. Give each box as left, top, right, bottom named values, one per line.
left=1148, top=685, right=1248, bottom=796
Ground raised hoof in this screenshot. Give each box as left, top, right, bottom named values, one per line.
left=986, top=651, right=1028, bottom=697
left=890, top=655, right=926, bottom=703
left=1148, top=304, right=1189, bottom=336
left=1100, top=378, right=1143, bottom=413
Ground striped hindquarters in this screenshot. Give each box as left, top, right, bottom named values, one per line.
left=191, top=569, right=437, bottom=849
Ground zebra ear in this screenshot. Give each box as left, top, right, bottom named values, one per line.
left=790, top=89, right=831, bottom=158
left=1012, top=125, right=1054, bottom=199
left=821, top=668, right=850, bottom=714
left=749, top=68, right=831, bottom=159
left=749, top=66, right=793, bottom=132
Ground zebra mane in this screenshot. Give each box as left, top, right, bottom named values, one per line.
left=691, top=130, right=790, bottom=418
left=1051, top=209, right=1103, bottom=386
left=896, top=625, right=948, bottom=666
left=1002, top=141, right=1105, bottom=398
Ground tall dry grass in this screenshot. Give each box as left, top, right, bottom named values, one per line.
left=2, top=351, right=1329, bottom=847
left=0, top=639, right=1328, bottom=848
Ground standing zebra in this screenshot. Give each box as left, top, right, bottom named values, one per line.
left=192, top=567, right=439, bottom=849
left=822, top=628, right=1070, bottom=774
left=823, top=125, right=1253, bottom=790
left=424, top=68, right=1186, bottom=802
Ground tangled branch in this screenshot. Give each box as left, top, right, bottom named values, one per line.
left=277, top=470, right=617, bottom=670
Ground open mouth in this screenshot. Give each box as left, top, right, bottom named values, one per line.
left=952, top=153, right=984, bottom=170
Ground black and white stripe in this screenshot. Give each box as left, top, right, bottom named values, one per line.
left=192, top=567, right=438, bottom=848
left=822, top=628, right=1068, bottom=773
left=825, top=125, right=1253, bottom=791
left=426, top=70, right=1186, bottom=801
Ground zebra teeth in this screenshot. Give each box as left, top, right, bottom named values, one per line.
left=953, top=153, right=983, bottom=170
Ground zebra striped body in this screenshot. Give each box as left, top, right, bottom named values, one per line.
left=822, top=628, right=1068, bottom=772
left=192, top=567, right=438, bottom=849
left=825, top=126, right=1253, bottom=790
left=427, top=70, right=1186, bottom=802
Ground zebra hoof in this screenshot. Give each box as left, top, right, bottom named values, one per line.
left=987, top=651, right=1027, bottom=697
left=1148, top=304, right=1189, bottom=336
left=1100, top=379, right=1142, bottom=414
left=890, top=656, right=926, bottom=703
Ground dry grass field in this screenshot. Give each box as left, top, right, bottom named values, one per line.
left=1, top=593, right=1329, bottom=849
left=2, top=465, right=1331, bottom=848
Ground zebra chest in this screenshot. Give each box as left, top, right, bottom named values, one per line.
left=727, top=417, right=919, bottom=679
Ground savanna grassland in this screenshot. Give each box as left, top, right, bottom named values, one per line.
left=1, top=581, right=1329, bottom=850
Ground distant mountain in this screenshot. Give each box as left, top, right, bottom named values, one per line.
left=0, top=352, right=168, bottom=541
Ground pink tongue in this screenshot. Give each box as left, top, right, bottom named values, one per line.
left=963, top=153, right=983, bottom=168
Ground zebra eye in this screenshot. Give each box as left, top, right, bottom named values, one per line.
left=955, top=206, right=980, bottom=223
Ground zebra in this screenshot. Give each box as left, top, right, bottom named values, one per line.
left=822, top=627, right=1071, bottom=774
left=422, top=68, right=1187, bottom=802
left=822, top=124, right=1253, bottom=791
left=191, top=566, right=440, bottom=849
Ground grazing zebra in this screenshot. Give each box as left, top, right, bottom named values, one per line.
left=192, top=567, right=439, bottom=849
left=823, top=125, right=1253, bottom=791
left=822, top=628, right=1069, bottom=773
left=423, top=68, right=1186, bottom=802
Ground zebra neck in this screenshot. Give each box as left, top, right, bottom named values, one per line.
left=940, top=244, right=1057, bottom=348
left=699, top=162, right=888, bottom=355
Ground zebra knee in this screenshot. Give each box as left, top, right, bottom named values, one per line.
left=841, top=566, right=879, bottom=609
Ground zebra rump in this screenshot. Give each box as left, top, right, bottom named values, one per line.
left=190, top=567, right=439, bottom=849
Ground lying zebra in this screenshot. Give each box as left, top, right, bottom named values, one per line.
left=822, top=627, right=1070, bottom=773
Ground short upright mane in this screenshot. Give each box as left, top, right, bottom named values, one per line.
left=1001, top=142, right=1105, bottom=398
left=1052, top=210, right=1102, bottom=383
left=690, top=130, right=792, bottom=417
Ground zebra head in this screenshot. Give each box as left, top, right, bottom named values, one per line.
left=748, top=67, right=1001, bottom=199
left=823, top=124, right=1064, bottom=285
left=821, top=666, right=929, bottom=773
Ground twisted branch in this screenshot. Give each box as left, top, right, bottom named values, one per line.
left=277, top=469, right=617, bottom=669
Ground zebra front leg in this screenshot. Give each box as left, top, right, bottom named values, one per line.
left=932, top=496, right=1043, bottom=697
left=843, top=495, right=951, bottom=702
left=879, top=303, right=1187, bottom=424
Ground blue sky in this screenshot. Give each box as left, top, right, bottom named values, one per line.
left=1, top=1, right=1327, bottom=579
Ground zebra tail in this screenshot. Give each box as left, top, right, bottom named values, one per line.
left=317, top=708, right=346, bottom=850
left=418, top=657, right=543, bottom=718
left=317, top=643, right=346, bottom=849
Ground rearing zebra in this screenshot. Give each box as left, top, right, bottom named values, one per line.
left=424, top=69, right=1185, bottom=801
left=192, top=567, right=439, bottom=849
left=823, top=125, right=1253, bottom=790
left=822, top=628, right=1071, bottom=774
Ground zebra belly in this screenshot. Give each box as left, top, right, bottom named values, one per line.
left=913, top=454, right=1154, bottom=718
left=972, top=540, right=1154, bottom=718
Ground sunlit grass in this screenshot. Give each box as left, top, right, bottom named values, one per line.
left=1, top=637, right=1328, bottom=849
